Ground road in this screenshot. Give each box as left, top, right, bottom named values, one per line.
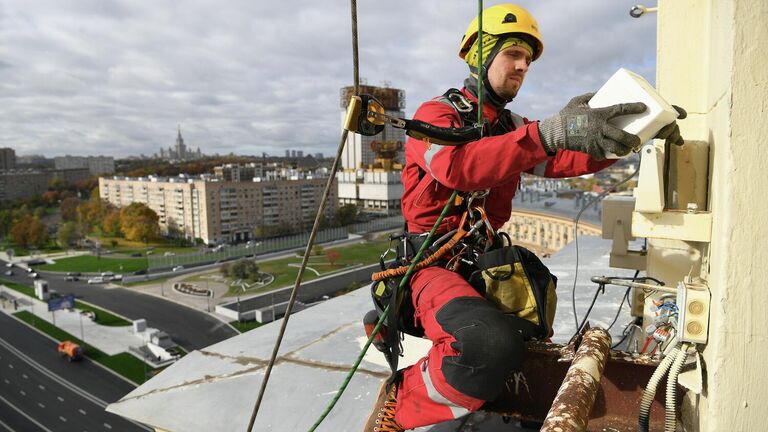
left=2, top=262, right=237, bottom=351
left=0, top=313, right=149, bottom=432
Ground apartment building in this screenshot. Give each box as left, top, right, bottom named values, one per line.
left=0, top=168, right=90, bottom=201
left=54, top=155, right=115, bottom=175
left=99, top=170, right=337, bottom=245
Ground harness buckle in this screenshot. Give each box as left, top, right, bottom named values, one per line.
left=446, top=92, right=474, bottom=113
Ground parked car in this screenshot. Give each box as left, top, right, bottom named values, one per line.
left=172, top=266, right=185, bottom=272
left=164, top=251, right=176, bottom=257
left=130, top=252, right=143, bottom=257
left=5, top=262, right=12, bottom=268
left=4, top=270, right=12, bottom=276
left=133, top=269, right=148, bottom=275
left=87, top=277, right=105, bottom=284
left=66, top=272, right=81, bottom=277
left=28, top=272, right=39, bottom=279
left=65, top=275, right=79, bottom=282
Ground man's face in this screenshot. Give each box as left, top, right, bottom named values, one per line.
left=486, top=45, right=532, bottom=101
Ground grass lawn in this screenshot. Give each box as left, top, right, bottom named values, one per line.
left=75, top=300, right=131, bottom=327
left=229, top=320, right=264, bottom=333
left=38, top=255, right=148, bottom=273
left=0, top=278, right=35, bottom=297
left=13, top=310, right=158, bottom=384
left=89, top=236, right=198, bottom=256
left=219, top=238, right=390, bottom=296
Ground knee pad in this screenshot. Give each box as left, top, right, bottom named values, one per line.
left=435, top=296, right=526, bottom=401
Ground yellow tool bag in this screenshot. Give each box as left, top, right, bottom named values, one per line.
left=469, top=245, right=557, bottom=339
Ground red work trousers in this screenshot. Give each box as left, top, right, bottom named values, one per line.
left=393, top=266, right=527, bottom=429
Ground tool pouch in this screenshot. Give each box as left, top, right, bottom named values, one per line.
left=469, top=245, right=558, bottom=339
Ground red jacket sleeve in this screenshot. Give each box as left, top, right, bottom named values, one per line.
left=410, top=100, right=550, bottom=191
left=409, top=100, right=615, bottom=189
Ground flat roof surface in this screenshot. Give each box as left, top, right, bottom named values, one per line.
left=108, top=235, right=634, bottom=431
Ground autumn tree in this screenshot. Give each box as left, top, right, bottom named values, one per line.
left=77, top=188, right=106, bottom=233
left=60, top=197, right=80, bottom=222
left=102, top=210, right=122, bottom=237
left=57, top=221, right=82, bottom=248
left=119, top=203, right=160, bottom=243
left=11, top=217, right=48, bottom=249
left=325, top=249, right=341, bottom=266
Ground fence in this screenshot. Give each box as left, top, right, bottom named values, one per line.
left=147, top=215, right=404, bottom=270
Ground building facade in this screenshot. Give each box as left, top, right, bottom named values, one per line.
left=337, top=84, right=406, bottom=215
left=0, top=148, right=16, bottom=171
left=54, top=155, right=115, bottom=175
left=0, top=168, right=90, bottom=201
left=99, top=172, right=337, bottom=245
left=500, top=209, right=601, bottom=256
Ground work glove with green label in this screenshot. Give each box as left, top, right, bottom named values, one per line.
left=537, top=92, right=646, bottom=161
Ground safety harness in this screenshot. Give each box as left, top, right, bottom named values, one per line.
left=367, top=89, right=558, bottom=374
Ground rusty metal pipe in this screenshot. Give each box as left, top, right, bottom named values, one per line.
left=540, top=328, right=612, bottom=432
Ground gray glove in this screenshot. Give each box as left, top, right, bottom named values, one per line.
left=653, top=105, right=687, bottom=146
left=538, top=93, right=646, bottom=161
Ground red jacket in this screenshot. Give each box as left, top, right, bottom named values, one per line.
left=402, top=88, right=614, bottom=233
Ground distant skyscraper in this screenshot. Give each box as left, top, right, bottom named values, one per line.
left=157, top=127, right=204, bottom=161
left=297, top=151, right=303, bottom=158
left=339, top=84, right=406, bottom=170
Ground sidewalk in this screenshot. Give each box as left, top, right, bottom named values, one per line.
left=0, top=284, right=159, bottom=357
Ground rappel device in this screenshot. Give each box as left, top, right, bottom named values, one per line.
left=343, top=94, right=486, bottom=145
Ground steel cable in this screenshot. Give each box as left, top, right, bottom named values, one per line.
left=245, top=1, right=360, bottom=429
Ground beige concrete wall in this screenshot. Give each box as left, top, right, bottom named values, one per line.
left=656, top=0, right=768, bottom=429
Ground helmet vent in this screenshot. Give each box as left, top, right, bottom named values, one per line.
left=502, top=13, right=517, bottom=24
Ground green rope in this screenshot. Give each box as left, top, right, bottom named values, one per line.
left=476, top=0, right=484, bottom=124
left=307, top=2, right=487, bottom=430
left=308, top=191, right=458, bottom=432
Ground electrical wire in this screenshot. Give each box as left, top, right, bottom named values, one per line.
left=570, top=163, right=641, bottom=330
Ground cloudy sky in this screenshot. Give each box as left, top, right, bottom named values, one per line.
left=0, top=0, right=656, bottom=158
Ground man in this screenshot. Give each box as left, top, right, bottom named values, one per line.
left=364, top=4, right=683, bottom=431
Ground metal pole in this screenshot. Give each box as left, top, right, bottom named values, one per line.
left=540, top=328, right=612, bottom=432
left=79, top=313, right=84, bottom=342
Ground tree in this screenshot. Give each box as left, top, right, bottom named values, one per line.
left=77, top=188, right=106, bottom=233
left=0, top=210, right=13, bottom=239
left=60, top=197, right=80, bottom=222
left=57, top=221, right=81, bottom=248
left=325, top=249, right=341, bottom=266
left=312, top=245, right=324, bottom=255
left=230, top=258, right=260, bottom=280
left=102, top=210, right=122, bottom=237
left=11, top=217, right=48, bottom=249
left=333, top=204, right=358, bottom=227
left=119, top=203, right=160, bottom=243
left=219, top=262, right=230, bottom=277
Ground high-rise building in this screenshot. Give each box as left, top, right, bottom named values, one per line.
left=339, top=85, right=406, bottom=170
left=0, top=148, right=16, bottom=171
left=158, top=127, right=204, bottom=161
left=336, top=84, right=406, bottom=215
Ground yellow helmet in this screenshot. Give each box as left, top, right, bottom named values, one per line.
left=458, top=4, right=544, bottom=62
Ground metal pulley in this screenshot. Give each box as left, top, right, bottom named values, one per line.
left=343, top=94, right=486, bottom=146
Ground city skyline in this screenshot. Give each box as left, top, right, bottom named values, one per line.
left=0, top=1, right=655, bottom=158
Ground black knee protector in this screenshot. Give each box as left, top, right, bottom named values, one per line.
left=435, top=296, right=527, bottom=401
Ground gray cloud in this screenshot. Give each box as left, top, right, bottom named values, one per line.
left=0, top=0, right=657, bottom=158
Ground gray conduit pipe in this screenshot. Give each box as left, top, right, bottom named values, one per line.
left=638, top=344, right=681, bottom=432
left=665, top=343, right=690, bottom=432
